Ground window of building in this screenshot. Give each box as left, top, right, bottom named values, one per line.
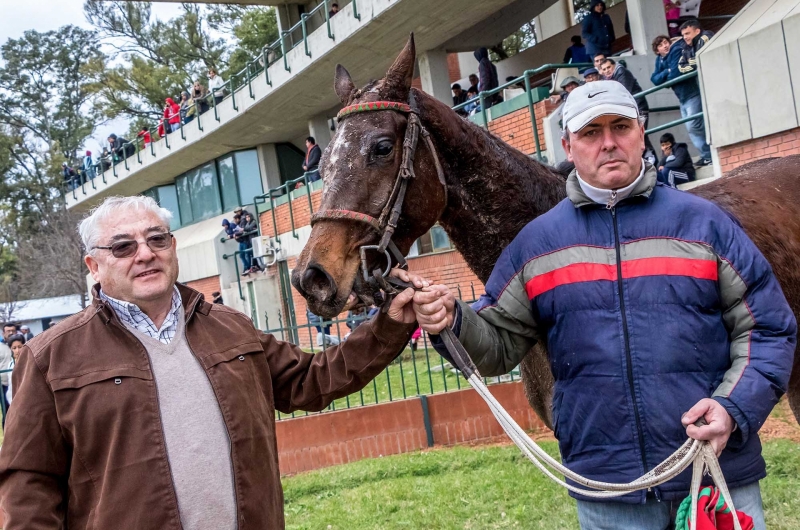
left=233, top=150, right=263, bottom=204
left=151, top=149, right=262, bottom=229
left=408, top=225, right=453, bottom=257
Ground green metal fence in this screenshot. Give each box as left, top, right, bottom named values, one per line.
left=264, top=284, right=522, bottom=421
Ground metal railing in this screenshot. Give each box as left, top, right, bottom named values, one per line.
left=266, top=285, right=522, bottom=421
left=452, top=64, right=703, bottom=162
left=68, top=0, right=356, bottom=201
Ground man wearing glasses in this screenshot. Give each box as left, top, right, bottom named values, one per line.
left=0, top=196, right=418, bottom=530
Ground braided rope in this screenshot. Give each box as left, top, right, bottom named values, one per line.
left=337, top=101, right=412, bottom=120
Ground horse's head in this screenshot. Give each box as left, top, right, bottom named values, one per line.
left=292, top=35, right=448, bottom=317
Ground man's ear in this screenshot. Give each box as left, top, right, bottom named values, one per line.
left=85, top=254, right=101, bottom=283
left=562, top=134, right=574, bottom=162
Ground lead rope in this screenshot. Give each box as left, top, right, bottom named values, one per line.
left=437, top=323, right=742, bottom=528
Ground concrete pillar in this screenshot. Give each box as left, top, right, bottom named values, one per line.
left=308, top=114, right=332, bottom=152
left=626, top=0, right=669, bottom=56
left=276, top=4, right=302, bottom=47
left=256, top=143, right=282, bottom=191
left=534, top=0, right=573, bottom=42
left=418, top=50, right=453, bottom=106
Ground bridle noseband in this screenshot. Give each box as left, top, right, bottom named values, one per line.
left=310, top=94, right=447, bottom=305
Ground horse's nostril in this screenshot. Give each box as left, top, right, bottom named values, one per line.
left=301, top=264, right=337, bottom=303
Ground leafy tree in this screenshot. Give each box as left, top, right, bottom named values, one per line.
left=0, top=27, right=102, bottom=304
left=491, top=20, right=537, bottom=61
left=207, top=5, right=279, bottom=76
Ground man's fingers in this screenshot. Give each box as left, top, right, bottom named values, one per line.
left=413, top=289, right=445, bottom=305
left=681, top=401, right=711, bottom=427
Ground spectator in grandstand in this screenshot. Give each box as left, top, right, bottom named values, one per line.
left=0, top=195, right=415, bottom=528
left=303, top=136, right=322, bottom=182
left=212, top=291, right=224, bottom=305
left=582, top=67, right=601, bottom=82
left=474, top=47, right=500, bottom=108
left=664, top=0, right=681, bottom=37
left=464, top=88, right=480, bottom=115
left=582, top=0, right=615, bottom=58
left=62, top=162, right=79, bottom=190
left=504, top=75, right=525, bottom=90
left=138, top=126, right=152, bottom=147
left=658, top=132, right=695, bottom=187
left=468, top=73, right=479, bottom=94
left=19, top=325, right=32, bottom=341
left=5, top=333, right=25, bottom=406
left=163, top=97, right=181, bottom=133
left=231, top=214, right=252, bottom=274
left=192, top=80, right=210, bottom=115
left=241, top=212, right=262, bottom=275
left=179, top=90, right=195, bottom=125
left=82, top=151, right=95, bottom=181
left=563, top=35, right=590, bottom=65
left=2, top=323, right=15, bottom=343
left=208, top=68, right=226, bottom=105
left=108, top=134, right=135, bottom=164
left=222, top=218, right=239, bottom=240
left=600, top=58, right=655, bottom=159
left=678, top=19, right=714, bottom=166
left=98, top=147, right=112, bottom=173
left=559, top=76, right=582, bottom=102
left=452, top=83, right=468, bottom=115
left=329, top=2, right=339, bottom=17
left=592, top=52, right=607, bottom=73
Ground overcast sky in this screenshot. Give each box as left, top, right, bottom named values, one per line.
left=0, top=0, right=183, bottom=155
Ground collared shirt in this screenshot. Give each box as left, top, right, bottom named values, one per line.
left=100, top=287, right=182, bottom=344
left=576, top=160, right=646, bottom=208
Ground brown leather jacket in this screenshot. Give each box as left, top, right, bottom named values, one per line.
left=0, top=284, right=414, bottom=529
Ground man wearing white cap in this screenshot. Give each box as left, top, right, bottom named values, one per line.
left=408, top=81, right=795, bottom=528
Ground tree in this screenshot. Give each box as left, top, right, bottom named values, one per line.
left=0, top=27, right=103, bottom=305
left=207, top=5, right=279, bottom=76
left=490, top=20, right=537, bottom=61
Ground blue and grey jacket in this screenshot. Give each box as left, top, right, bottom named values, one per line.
left=438, top=164, right=796, bottom=503
left=651, top=39, right=700, bottom=104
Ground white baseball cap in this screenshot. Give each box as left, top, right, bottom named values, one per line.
left=562, top=81, right=639, bottom=133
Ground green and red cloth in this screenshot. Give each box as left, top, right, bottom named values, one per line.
left=675, top=486, right=754, bottom=530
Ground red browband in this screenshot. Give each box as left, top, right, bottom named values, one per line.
left=336, top=101, right=412, bottom=120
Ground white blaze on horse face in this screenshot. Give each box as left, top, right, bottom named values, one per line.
left=324, top=121, right=353, bottom=195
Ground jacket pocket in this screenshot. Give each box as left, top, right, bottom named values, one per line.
left=200, top=340, right=264, bottom=370
left=50, top=366, right=153, bottom=391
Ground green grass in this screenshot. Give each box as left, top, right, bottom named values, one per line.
left=282, top=440, right=800, bottom=530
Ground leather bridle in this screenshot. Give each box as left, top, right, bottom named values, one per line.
left=310, top=93, right=447, bottom=305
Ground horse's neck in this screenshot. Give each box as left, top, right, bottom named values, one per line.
left=418, top=92, right=567, bottom=283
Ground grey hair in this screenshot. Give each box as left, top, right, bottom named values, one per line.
left=78, top=195, right=173, bottom=254
left=562, top=114, right=648, bottom=144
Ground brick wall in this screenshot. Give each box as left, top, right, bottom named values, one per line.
left=447, top=53, right=461, bottom=83
left=407, top=250, right=484, bottom=301
left=276, top=381, right=546, bottom=475
left=717, top=127, right=800, bottom=174
left=185, top=275, right=221, bottom=302
left=486, top=99, right=560, bottom=155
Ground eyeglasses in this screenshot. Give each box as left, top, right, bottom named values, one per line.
left=93, top=233, right=174, bottom=259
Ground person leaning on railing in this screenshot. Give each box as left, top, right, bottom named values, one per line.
left=208, top=67, right=226, bottom=106
left=191, top=80, right=210, bottom=115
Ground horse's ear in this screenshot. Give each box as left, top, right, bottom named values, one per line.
left=334, top=64, right=356, bottom=106
left=383, top=34, right=415, bottom=101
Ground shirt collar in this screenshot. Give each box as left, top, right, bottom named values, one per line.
left=100, top=286, right=182, bottom=327
left=566, top=160, right=657, bottom=208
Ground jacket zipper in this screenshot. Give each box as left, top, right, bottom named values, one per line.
left=610, top=205, right=649, bottom=480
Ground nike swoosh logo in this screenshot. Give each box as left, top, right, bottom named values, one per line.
left=587, top=91, right=607, bottom=98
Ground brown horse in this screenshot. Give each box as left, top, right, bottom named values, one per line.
left=292, top=36, right=800, bottom=426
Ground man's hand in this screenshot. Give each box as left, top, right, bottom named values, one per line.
left=386, top=288, right=416, bottom=324
left=682, top=398, right=735, bottom=456
left=389, top=268, right=430, bottom=290
left=412, top=286, right=456, bottom=334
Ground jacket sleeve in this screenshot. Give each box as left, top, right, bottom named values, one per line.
left=712, top=216, right=797, bottom=448
left=0, top=349, right=69, bottom=528
left=563, top=47, right=573, bottom=63
left=651, top=58, right=670, bottom=86
left=665, top=145, right=691, bottom=169
left=263, top=311, right=415, bottom=413
left=306, top=146, right=322, bottom=169
left=433, top=244, right=538, bottom=376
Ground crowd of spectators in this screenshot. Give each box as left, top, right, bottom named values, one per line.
left=64, top=68, right=232, bottom=191
left=0, top=322, right=36, bottom=420
left=222, top=206, right=264, bottom=276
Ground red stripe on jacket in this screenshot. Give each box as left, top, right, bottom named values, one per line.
left=525, top=257, right=717, bottom=299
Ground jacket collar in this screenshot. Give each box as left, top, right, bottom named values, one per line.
left=91, top=282, right=210, bottom=324
left=566, top=161, right=657, bottom=208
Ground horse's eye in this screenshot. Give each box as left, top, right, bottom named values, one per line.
left=374, top=140, right=393, bottom=157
